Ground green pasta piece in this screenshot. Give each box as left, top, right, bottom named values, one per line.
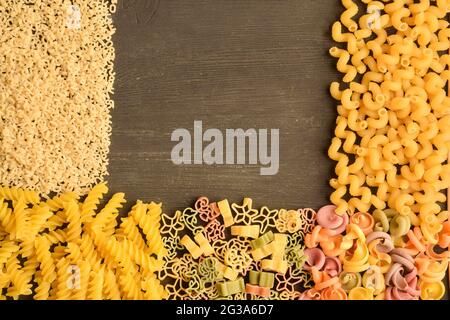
left=389, top=214, right=411, bottom=237
left=339, top=272, right=362, bottom=292
left=372, top=209, right=390, bottom=232
left=286, top=245, right=307, bottom=277
left=198, top=257, right=222, bottom=283
left=216, top=278, right=245, bottom=297
left=249, top=270, right=260, bottom=285
left=216, top=282, right=229, bottom=297
left=250, top=231, right=274, bottom=249
left=259, top=271, right=275, bottom=289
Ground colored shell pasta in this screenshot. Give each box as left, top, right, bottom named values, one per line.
left=301, top=205, right=448, bottom=300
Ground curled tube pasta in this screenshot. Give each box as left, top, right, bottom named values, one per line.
left=328, top=0, right=450, bottom=235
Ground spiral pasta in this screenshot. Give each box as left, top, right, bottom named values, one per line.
left=0, top=183, right=167, bottom=300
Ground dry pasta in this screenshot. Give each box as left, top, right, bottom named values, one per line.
left=329, top=0, right=450, bottom=231
left=0, top=1, right=117, bottom=194
left=0, top=183, right=167, bottom=300
left=159, top=196, right=316, bottom=300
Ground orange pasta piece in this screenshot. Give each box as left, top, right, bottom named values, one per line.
left=321, top=287, right=348, bottom=300
left=349, top=212, right=374, bottom=236
left=437, top=221, right=450, bottom=249
left=319, top=234, right=346, bottom=257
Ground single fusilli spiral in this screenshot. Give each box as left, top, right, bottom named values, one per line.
left=0, top=187, right=40, bottom=204
left=6, top=255, right=32, bottom=298
left=35, top=237, right=56, bottom=284
left=80, top=182, right=108, bottom=223
left=65, top=201, right=82, bottom=243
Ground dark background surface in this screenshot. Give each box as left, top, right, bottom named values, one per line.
left=109, top=0, right=449, bottom=300
left=110, top=0, right=340, bottom=213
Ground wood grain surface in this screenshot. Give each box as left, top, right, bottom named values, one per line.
left=110, top=0, right=341, bottom=213
left=109, top=0, right=449, bottom=300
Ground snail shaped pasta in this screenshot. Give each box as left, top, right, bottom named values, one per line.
left=320, top=287, right=348, bottom=300
left=362, top=266, right=385, bottom=296
left=316, top=205, right=349, bottom=236
left=350, top=212, right=375, bottom=235
left=339, top=271, right=361, bottom=292
left=339, top=225, right=370, bottom=273
left=415, top=253, right=448, bottom=283
left=419, top=281, right=446, bottom=300
left=366, top=231, right=394, bottom=273
left=303, top=248, right=326, bottom=271
left=322, top=256, right=342, bottom=277
left=385, top=249, right=420, bottom=301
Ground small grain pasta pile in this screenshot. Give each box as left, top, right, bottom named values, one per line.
left=301, top=205, right=449, bottom=300
left=329, top=1, right=450, bottom=246
left=0, top=0, right=117, bottom=194
left=158, top=196, right=317, bottom=300
left=0, top=184, right=167, bottom=300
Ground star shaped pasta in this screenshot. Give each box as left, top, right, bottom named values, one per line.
left=158, top=259, right=177, bottom=282
left=231, top=198, right=259, bottom=225
left=252, top=206, right=279, bottom=234
left=165, top=279, right=185, bottom=300
left=275, top=267, right=303, bottom=293
left=160, top=210, right=184, bottom=238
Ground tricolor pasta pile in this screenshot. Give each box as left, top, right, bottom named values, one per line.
left=158, top=197, right=317, bottom=300
left=301, top=205, right=449, bottom=300
left=0, top=184, right=167, bottom=300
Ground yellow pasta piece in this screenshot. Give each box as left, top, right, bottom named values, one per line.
left=180, top=235, right=203, bottom=259
left=251, top=241, right=275, bottom=262
left=230, top=225, right=260, bottom=239
left=218, top=199, right=235, bottom=227
left=271, top=234, right=287, bottom=261
left=261, top=259, right=288, bottom=275
left=223, top=268, right=239, bottom=281
left=194, top=232, right=214, bottom=256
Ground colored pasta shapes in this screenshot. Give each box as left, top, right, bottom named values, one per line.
left=159, top=196, right=317, bottom=300
left=0, top=184, right=167, bottom=300
left=302, top=204, right=448, bottom=300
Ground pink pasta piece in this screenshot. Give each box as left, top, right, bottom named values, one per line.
left=303, top=248, right=326, bottom=271
left=316, top=205, right=349, bottom=236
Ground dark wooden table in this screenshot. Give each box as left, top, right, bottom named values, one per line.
left=109, top=0, right=449, bottom=300
left=110, top=0, right=341, bottom=213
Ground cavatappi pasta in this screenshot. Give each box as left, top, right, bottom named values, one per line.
left=329, top=0, right=450, bottom=249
